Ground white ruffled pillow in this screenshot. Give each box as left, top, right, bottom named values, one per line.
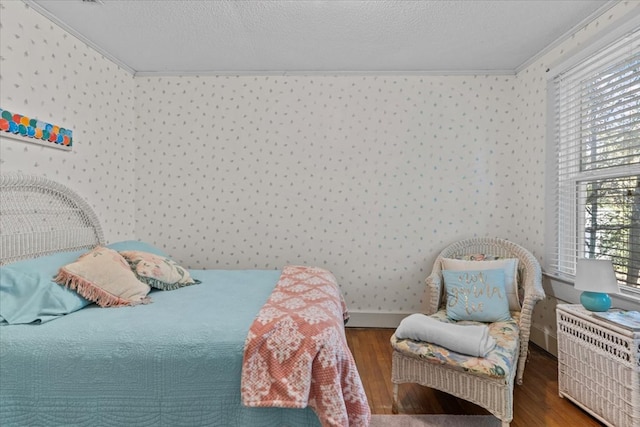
left=55, top=247, right=151, bottom=307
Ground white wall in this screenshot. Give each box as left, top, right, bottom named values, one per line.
left=0, top=0, right=137, bottom=243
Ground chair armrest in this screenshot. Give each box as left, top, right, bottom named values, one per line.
left=514, top=257, right=545, bottom=384
left=519, top=259, right=545, bottom=319
left=424, top=272, right=443, bottom=315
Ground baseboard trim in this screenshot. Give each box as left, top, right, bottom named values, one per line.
left=529, top=323, right=558, bottom=357
left=346, top=311, right=410, bottom=328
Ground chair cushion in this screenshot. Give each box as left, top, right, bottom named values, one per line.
left=390, top=310, right=520, bottom=381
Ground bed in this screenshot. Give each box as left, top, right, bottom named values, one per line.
left=0, top=173, right=370, bottom=427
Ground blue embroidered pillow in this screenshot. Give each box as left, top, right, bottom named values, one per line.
left=442, top=257, right=520, bottom=310
left=443, top=268, right=511, bottom=322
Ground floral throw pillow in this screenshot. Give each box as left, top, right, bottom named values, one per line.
left=54, top=247, right=151, bottom=307
left=119, top=251, right=200, bottom=291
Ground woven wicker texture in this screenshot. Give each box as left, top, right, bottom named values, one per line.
left=0, top=173, right=104, bottom=265
left=557, top=304, right=640, bottom=427
left=391, top=237, right=545, bottom=427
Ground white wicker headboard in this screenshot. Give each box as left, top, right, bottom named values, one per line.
left=0, top=174, right=104, bottom=265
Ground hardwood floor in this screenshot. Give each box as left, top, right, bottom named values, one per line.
left=345, top=327, right=605, bottom=427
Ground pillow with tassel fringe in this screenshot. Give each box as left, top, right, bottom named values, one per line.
left=119, top=251, right=200, bottom=291
left=55, top=247, right=151, bottom=307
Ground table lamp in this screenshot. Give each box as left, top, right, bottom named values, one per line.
left=574, top=258, right=620, bottom=312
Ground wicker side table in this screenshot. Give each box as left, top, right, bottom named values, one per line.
left=556, top=304, right=640, bottom=427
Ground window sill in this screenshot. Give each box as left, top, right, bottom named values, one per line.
left=542, top=271, right=640, bottom=311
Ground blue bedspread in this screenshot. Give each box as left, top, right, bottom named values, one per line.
left=0, top=269, right=322, bottom=427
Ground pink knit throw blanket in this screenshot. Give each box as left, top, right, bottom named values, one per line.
left=241, top=265, right=371, bottom=427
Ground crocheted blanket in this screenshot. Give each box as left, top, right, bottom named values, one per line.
left=241, top=265, right=371, bottom=427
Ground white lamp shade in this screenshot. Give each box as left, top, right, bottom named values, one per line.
left=574, top=258, right=620, bottom=293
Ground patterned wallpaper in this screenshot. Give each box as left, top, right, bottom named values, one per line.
left=0, top=0, right=137, bottom=242
left=135, top=74, right=528, bottom=313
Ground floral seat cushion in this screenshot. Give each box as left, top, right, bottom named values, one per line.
left=390, top=310, right=520, bottom=381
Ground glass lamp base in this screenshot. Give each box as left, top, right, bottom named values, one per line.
left=580, top=291, right=612, bottom=312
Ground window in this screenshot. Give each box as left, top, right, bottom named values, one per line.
left=549, top=25, right=640, bottom=291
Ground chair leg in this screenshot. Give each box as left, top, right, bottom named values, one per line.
left=392, top=383, right=399, bottom=414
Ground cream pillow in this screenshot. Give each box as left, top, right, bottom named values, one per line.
left=55, top=247, right=151, bottom=307
left=442, top=258, right=520, bottom=311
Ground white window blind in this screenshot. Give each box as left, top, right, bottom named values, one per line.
left=550, top=26, right=640, bottom=289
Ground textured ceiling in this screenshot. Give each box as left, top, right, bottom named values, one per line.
left=25, top=0, right=612, bottom=75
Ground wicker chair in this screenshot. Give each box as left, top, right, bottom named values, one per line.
left=390, top=237, right=545, bottom=427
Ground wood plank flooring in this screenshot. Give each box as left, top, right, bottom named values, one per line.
left=345, top=327, right=605, bottom=427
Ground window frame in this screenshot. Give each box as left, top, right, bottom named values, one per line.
left=545, top=14, right=640, bottom=297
